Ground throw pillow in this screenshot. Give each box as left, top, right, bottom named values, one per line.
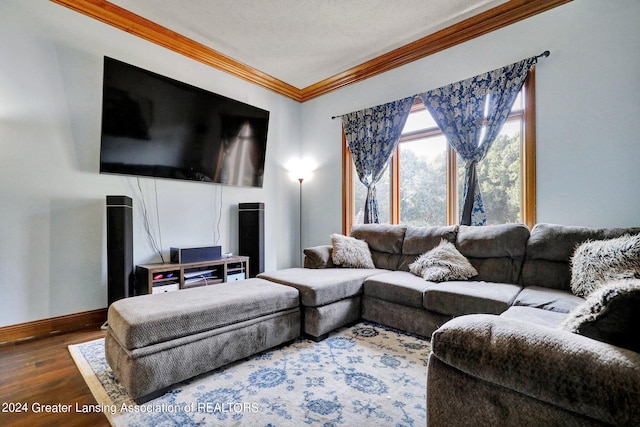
left=560, top=279, right=640, bottom=353
left=330, top=234, right=375, bottom=269
left=570, top=233, right=640, bottom=298
left=303, top=245, right=335, bottom=269
left=409, top=239, right=478, bottom=282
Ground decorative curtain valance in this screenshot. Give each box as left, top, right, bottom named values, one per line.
left=417, top=56, right=538, bottom=225
left=342, top=96, right=415, bottom=223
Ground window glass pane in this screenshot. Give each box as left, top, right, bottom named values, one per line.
left=399, top=136, right=447, bottom=226
left=403, top=109, right=438, bottom=133
left=353, top=164, right=391, bottom=225
left=500, top=119, right=521, bottom=138
left=376, top=166, right=391, bottom=223
left=457, top=119, right=523, bottom=225
left=353, top=170, right=367, bottom=225
left=511, top=92, right=523, bottom=111
left=478, top=125, right=522, bottom=225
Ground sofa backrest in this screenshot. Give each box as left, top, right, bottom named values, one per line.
left=351, top=224, right=407, bottom=270
left=352, top=223, right=528, bottom=277
left=350, top=224, right=459, bottom=271
left=397, top=225, right=458, bottom=271
left=348, top=222, right=640, bottom=288
left=521, top=223, right=640, bottom=290
left=455, top=224, right=530, bottom=284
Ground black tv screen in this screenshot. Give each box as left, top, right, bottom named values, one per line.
left=100, top=57, right=270, bottom=187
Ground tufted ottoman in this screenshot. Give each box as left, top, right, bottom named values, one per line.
left=105, top=278, right=300, bottom=401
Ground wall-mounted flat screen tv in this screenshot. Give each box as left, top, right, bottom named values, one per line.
left=100, top=57, right=270, bottom=187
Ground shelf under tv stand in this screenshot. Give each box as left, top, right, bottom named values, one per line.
left=136, top=256, right=249, bottom=294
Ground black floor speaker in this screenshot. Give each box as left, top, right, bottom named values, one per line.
left=106, top=195, right=135, bottom=305
left=239, top=202, right=264, bottom=278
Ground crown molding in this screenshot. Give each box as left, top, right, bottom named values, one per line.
left=50, top=0, right=303, bottom=101
left=51, top=0, right=571, bottom=103
left=299, top=0, right=572, bottom=101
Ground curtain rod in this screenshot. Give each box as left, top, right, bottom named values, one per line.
left=535, top=50, right=550, bottom=61
left=331, top=50, right=550, bottom=120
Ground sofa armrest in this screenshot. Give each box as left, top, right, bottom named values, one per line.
left=431, top=314, right=640, bottom=426
left=303, top=245, right=335, bottom=269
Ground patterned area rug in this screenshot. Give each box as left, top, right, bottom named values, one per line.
left=69, top=322, right=430, bottom=426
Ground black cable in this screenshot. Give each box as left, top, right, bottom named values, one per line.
left=216, top=185, right=223, bottom=245
left=135, top=178, right=165, bottom=262
left=153, top=179, right=164, bottom=260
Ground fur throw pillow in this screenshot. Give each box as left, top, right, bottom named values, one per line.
left=560, top=279, right=640, bottom=352
left=330, top=234, right=375, bottom=269
left=409, top=239, right=478, bottom=282
left=570, top=233, right=640, bottom=298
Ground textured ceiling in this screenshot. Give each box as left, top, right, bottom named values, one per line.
left=109, top=0, right=509, bottom=89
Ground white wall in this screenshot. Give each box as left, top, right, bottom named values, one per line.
left=3, top=0, right=640, bottom=327
left=300, top=0, right=640, bottom=248
left=0, top=0, right=302, bottom=327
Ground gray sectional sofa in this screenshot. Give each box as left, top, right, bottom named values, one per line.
left=258, top=222, right=640, bottom=426
left=261, top=223, right=578, bottom=339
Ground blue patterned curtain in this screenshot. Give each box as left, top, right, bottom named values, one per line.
left=418, top=57, right=536, bottom=225
left=342, top=96, right=415, bottom=223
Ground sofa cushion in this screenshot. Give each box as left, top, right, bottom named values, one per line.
left=522, top=223, right=640, bottom=290
left=351, top=223, right=407, bottom=253
left=513, top=286, right=584, bottom=314
left=409, top=239, right=477, bottom=282
left=561, top=279, right=640, bottom=352
left=303, top=245, right=334, bottom=269
left=500, top=306, right=568, bottom=328
left=397, top=225, right=458, bottom=271
left=330, top=234, right=375, bottom=268
left=107, top=278, right=299, bottom=350
left=364, top=271, right=435, bottom=309
left=570, top=233, right=640, bottom=298
left=455, top=224, right=530, bottom=284
left=431, top=314, right=640, bottom=427
left=423, top=281, right=522, bottom=316
left=258, top=267, right=385, bottom=307
left=351, top=224, right=407, bottom=270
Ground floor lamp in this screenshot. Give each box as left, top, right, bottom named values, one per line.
left=288, top=159, right=313, bottom=267
left=298, top=176, right=304, bottom=267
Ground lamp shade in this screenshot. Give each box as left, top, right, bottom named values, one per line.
left=286, top=158, right=315, bottom=182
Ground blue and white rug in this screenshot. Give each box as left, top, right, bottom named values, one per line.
left=69, top=322, right=430, bottom=426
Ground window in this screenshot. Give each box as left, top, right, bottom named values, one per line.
left=343, top=69, right=537, bottom=233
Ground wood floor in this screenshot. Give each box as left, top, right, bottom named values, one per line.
left=0, top=327, right=110, bottom=427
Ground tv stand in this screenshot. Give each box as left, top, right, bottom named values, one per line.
left=136, top=256, right=249, bottom=294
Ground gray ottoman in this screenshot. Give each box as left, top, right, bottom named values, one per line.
left=105, top=278, right=300, bottom=401
left=258, top=268, right=382, bottom=340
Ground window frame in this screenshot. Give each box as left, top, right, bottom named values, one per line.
left=342, top=67, right=537, bottom=233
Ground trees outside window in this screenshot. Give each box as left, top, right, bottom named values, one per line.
left=399, top=135, right=448, bottom=226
